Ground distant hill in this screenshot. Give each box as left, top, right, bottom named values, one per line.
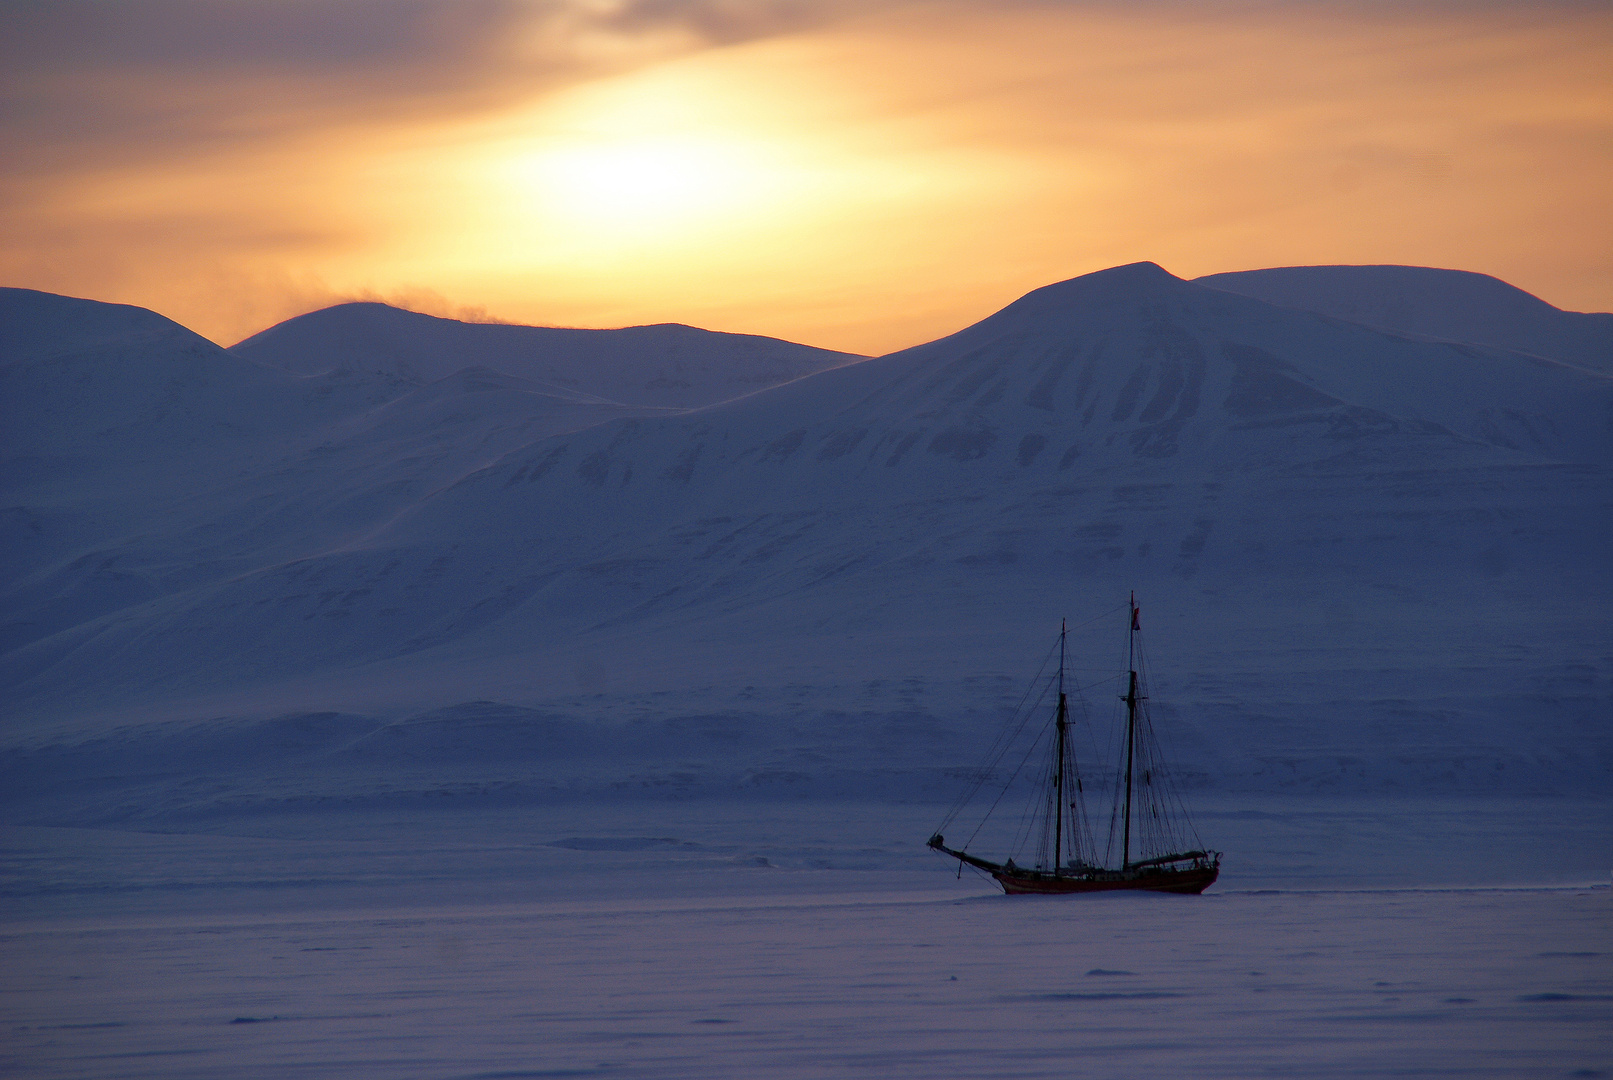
left=1196, top=265, right=1613, bottom=375
left=1, top=289, right=677, bottom=662
left=4, top=265, right=1608, bottom=812
left=230, top=302, right=865, bottom=409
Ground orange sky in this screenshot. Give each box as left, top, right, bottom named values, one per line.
left=4, top=1, right=1611, bottom=354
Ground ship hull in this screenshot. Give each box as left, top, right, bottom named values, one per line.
left=992, top=864, right=1219, bottom=896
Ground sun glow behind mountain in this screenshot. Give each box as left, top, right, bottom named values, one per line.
left=496, top=75, right=801, bottom=245
left=2, top=2, right=1610, bottom=351
left=523, top=137, right=762, bottom=232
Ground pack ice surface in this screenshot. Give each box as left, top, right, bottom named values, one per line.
left=2, top=264, right=1609, bottom=1078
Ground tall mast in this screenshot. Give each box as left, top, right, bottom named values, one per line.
left=1122, top=594, right=1138, bottom=869
left=1053, top=619, right=1067, bottom=874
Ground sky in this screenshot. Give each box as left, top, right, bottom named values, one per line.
left=3, top=0, right=1611, bottom=355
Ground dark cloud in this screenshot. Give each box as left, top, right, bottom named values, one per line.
left=2, top=2, right=499, bottom=182
left=0, top=1, right=865, bottom=84
left=0, top=0, right=522, bottom=73
left=0, top=0, right=876, bottom=176
left=602, top=0, right=869, bottom=43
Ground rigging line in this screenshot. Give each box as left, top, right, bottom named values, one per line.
left=935, top=632, right=1061, bottom=833
left=1021, top=727, right=1063, bottom=862
left=1010, top=745, right=1054, bottom=863
left=1063, top=673, right=1100, bottom=862
left=1061, top=602, right=1131, bottom=635
left=963, top=707, right=1055, bottom=852
left=1130, top=621, right=1201, bottom=858
left=1067, top=678, right=1105, bottom=778
left=1134, top=654, right=1203, bottom=853
left=938, top=604, right=1142, bottom=856
left=937, top=608, right=1120, bottom=826
left=936, top=672, right=1054, bottom=836
left=951, top=632, right=1057, bottom=786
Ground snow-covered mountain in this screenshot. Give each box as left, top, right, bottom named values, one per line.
left=8, top=272, right=1608, bottom=1080
left=0, top=288, right=669, bottom=662
left=1196, top=265, right=1613, bottom=376
left=0, top=288, right=855, bottom=684
left=230, top=302, right=865, bottom=408
left=3, top=267, right=1609, bottom=827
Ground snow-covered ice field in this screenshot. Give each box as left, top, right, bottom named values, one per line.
left=4, top=800, right=1610, bottom=1079
left=6, top=887, right=1610, bottom=1080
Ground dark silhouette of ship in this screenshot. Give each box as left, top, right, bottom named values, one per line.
left=929, top=597, right=1221, bottom=895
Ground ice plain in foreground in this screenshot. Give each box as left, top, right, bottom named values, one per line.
left=3, top=799, right=1610, bottom=1080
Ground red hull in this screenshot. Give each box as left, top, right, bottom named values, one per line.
left=992, top=864, right=1219, bottom=895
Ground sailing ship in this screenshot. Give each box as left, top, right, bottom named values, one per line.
left=928, top=596, right=1220, bottom=895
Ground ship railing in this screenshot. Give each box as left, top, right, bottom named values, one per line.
left=1126, top=850, right=1215, bottom=870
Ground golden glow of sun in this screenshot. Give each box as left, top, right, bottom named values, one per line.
left=514, top=135, right=777, bottom=235
left=443, top=52, right=1035, bottom=332
left=482, top=68, right=829, bottom=255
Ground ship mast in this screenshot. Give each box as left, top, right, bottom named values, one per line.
left=1122, top=593, right=1139, bottom=870
left=1053, top=619, right=1067, bottom=875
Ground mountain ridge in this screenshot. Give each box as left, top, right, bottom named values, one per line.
left=1196, top=264, right=1613, bottom=375
left=229, top=300, right=867, bottom=409
left=2, top=267, right=1608, bottom=806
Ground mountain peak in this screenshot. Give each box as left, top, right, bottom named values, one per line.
left=320, top=300, right=428, bottom=319
left=1081, top=260, right=1178, bottom=283
left=1023, top=261, right=1183, bottom=301
left=229, top=301, right=440, bottom=348
left=914, top=262, right=1195, bottom=349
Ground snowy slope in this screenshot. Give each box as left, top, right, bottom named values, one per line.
left=0, top=289, right=676, bottom=664
left=1196, top=265, right=1613, bottom=375
left=1, top=288, right=380, bottom=618
left=3, top=266, right=1608, bottom=817
left=230, top=302, right=866, bottom=408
